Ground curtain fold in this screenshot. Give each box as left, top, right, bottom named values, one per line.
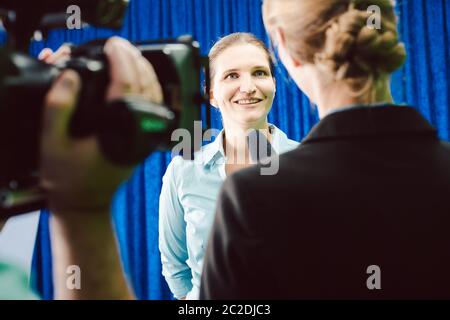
left=30, top=0, right=450, bottom=299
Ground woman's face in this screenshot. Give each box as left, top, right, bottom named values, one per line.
left=210, top=43, right=275, bottom=128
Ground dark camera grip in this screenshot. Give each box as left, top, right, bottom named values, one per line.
left=97, top=97, right=176, bottom=166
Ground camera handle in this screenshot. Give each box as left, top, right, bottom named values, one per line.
left=97, top=97, right=176, bottom=166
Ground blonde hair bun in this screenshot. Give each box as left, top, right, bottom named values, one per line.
left=317, top=7, right=406, bottom=80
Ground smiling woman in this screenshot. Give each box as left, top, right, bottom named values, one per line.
left=210, top=42, right=275, bottom=132
left=158, top=32, right=299, bottom=300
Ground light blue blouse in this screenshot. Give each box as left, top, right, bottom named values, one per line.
left=158, top=124, right=299, bottom=299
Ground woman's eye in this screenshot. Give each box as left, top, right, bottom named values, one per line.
left=254, top=70, right=268, bottom=77
left=225, top=73, right=239, bottom=80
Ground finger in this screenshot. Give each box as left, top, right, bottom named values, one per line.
left=119, top=41, right=163, bottom=103
left=104, top=37, right=139, bottom=101
left=38, top=48, right=53, bottom=61
left=41, top=70, right=81, bottom=146
left=45, top=45, right=71, bottom=64
left=121, top=40, right=144, bottom=94
left=136, top=57, right=163, bottom=104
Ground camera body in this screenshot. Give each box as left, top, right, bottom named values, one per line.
left=0, top=0, right=207, bottom=217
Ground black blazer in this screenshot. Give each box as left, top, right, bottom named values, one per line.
left=200, top=105, right=450, bottom=299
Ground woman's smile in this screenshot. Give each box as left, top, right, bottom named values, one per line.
left=233, top=97, right=264, bottom=107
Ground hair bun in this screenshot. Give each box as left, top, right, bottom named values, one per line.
left=317, top=7, right=406, bottom=80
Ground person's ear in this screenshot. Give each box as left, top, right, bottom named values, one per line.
left=209, top=89, right=218, bottom=108
left=274, top=27, right=301, bottom=68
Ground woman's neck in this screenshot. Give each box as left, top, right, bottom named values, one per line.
left=316, top=76, right=394, bottom=119
left=222, top=120, right=270, bottom=166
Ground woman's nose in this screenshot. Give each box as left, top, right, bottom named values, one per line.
left=239, top=76, right=257, bottom=94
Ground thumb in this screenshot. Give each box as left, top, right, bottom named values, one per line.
left=38, top=48, right=53, bottom=61
left=41, top=70, right=81, bottom=144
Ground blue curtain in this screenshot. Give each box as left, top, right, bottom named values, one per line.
left=31, top=0, right=450, bottom=299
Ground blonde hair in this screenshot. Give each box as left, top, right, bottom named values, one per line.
left=263, top=0, right=406, bottom=99
left=208, top=32, right=274, bottom=85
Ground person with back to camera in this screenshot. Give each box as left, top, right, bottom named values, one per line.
left=200, top=0, right=450, bottom=299
left=159, top=32, right=299, bottom=300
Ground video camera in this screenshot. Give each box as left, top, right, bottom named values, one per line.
left=0, top=0, right=208, bottom=217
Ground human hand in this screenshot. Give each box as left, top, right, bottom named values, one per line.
left=38, top=44, right=71, bottom=64
left=39, top=37, right=163, bottom=214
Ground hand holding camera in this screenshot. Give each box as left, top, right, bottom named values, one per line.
left=40, top=37, right=163, bottom=214
left=0, top=0, right=206, bottom=217
left=0, top=0, right=207, bottom=300
left=42, top=38, right=165, bottom=299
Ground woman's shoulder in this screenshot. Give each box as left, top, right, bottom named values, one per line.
left=165, top=143, right=215, bottom=177
left=163, top=143, right=220, bottom=188
left=272, top=125, right=300, bottom=153
left=165, top=154, right=195, bottom=175
left=286, top=137, right=300, bottom=149
left=162, top=155, right=197, bottom=188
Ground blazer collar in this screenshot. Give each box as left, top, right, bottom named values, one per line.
left=301, top=105, right=437, bottom=144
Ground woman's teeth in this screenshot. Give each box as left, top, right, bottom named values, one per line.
left=236, top=99, right=260, bottom=104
